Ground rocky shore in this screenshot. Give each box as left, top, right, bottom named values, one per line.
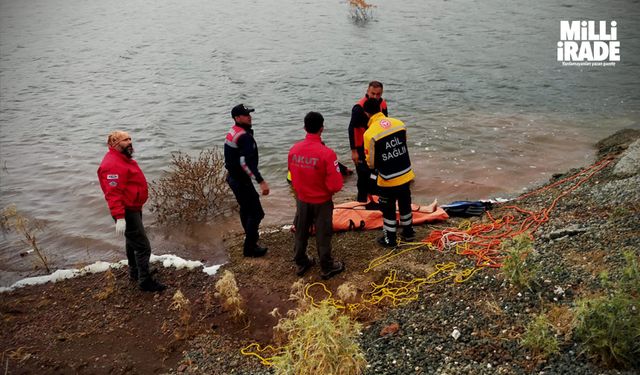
left=1, top=129, right=638, bottom=374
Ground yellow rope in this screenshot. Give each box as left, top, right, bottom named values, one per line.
left=240, top=343, right=284, bottom=366
left=241, top=239, right=483, bottom=365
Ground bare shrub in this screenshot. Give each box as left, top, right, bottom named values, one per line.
left=348, top=0, right=376, bottom=23
left=149, top=148, right=236, bottom=225
left=1, top=205, right=51, bottom=273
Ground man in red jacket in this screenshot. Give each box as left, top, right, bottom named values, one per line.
left=288, top=112, right=344, bottom=279
left=97, top=131, right=166, bottom=292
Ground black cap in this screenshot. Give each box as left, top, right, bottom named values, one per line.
left=231, top=104, right=255, bottom=118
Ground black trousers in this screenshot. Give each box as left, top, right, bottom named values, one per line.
left=227, top=175, right=265, bottom=254
left=355, top=161, right=377, bottom=202
left=123, top=210, right=152, bottom=283
left=378, top=182, right=413, bottom=235
left=293, top=199, right=334, bottom=273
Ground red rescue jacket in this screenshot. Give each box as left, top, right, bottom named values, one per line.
left=288, top=133, right=343, bottom=204
left=97, top=148, right=149, bottom=219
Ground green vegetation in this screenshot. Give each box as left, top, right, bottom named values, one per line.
left=271, top=300, right=366, bottom=375
left=521, top=313, right=559, bottom=359
left=149, top=148, right=236, bottom=225
left=500, top=234, right=538, bottom=290
left=573, top=250, right=640, bottom=369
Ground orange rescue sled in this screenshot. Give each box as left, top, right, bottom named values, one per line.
left=332, top=198, right=448, bottom=231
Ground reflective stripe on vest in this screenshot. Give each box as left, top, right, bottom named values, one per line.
left=225, top=125, right=246, bottom=148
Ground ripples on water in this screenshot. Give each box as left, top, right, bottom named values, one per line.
left=1, top=0, right=639, bottom=285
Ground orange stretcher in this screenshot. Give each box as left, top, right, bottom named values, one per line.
left=332, top=198, right=448, bottom=231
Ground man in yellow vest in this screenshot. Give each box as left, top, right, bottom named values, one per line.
left=363, top=98, right=416, bottom=247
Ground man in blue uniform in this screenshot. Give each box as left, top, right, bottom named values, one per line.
left=224, top=104, right=270, bottom=257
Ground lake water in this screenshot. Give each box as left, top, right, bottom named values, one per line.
left=1, top=0, right=639, bottom=286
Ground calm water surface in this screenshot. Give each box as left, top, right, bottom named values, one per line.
left=1, top=0, right=639, bottom=285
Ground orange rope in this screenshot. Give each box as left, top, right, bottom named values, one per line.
left=424, top=157, right=613, bottom=268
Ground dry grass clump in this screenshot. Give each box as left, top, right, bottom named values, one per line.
left=149, top=148, right=236, bottom=225
left=169, top=290, right=192, bottom=340
left=271, top=299, right=366, bottom=375
left=1, top=205, right=50, bottom=273
left=94, top=269, right=116, bottom=301
left=336, top=282, right=358, bottom=302
left=214, top=270, right=245, bottom=320
left=546, top=305, right=574, bottom=341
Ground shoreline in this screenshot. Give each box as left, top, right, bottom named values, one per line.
left=1, top=128, right=638, bottom=374
left=0, top=127, right=603, bottom=288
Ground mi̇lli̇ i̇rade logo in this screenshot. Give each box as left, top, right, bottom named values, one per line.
left=557, top=20, right=620, bottom=66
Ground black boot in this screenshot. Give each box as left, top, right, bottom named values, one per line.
left=401, top=227, right=416, bottom=242
left=377, top=231, right=397, bottom=248
left=139, top=278, right=167, bottom=292
left=244, top=245, right=268, bottom=258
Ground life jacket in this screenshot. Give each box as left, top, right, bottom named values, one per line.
left=357, top=97, right=388, bottom=112
left=332, top=197, right=449, bottom=231
left=224, top=124, right=260, bottom=182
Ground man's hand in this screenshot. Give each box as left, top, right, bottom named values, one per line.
left=115, top=218, right=126, bottom=236
left=259, top=180, right=270, bottom=195
left=351, top=149, right=359, bottom=164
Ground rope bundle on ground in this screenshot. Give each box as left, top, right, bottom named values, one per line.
left=425, top=157, right=613, bottom=268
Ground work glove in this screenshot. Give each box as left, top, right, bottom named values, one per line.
left=115, top=218, right=126, bottom=236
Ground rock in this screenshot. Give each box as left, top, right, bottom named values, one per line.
left=546, top=225, right=590, bottom=239
left=451, top=328, right=461, bottom=340
left=380, top=322, right=400, bottom=337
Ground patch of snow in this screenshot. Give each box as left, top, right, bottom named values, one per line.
left=150, top=254, right=203, bottom=269
left=203, top=264, right=222, bottom=275
left=1, top=254, right=221, bottom=293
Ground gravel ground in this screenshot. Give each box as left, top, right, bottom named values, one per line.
left=171, top=129, right=639, bottom=375
left=358, top=130, right=639, bottom=375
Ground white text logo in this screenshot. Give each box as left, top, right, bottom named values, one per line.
left=557, top=21, right=620, bottom=66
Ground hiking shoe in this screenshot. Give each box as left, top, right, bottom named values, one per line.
left=401, top=228, right=416, bottom=242
left=244, top=245, right=268, bottom=258
left=139, top=278, right=167, bottom=292
left=296, top=258, right=316, bottom=277
left=129, top=267, right=158, bottom=282
left=377, top=234, right=397, bottom=248
left=321, top=261, right=345, bottom=280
